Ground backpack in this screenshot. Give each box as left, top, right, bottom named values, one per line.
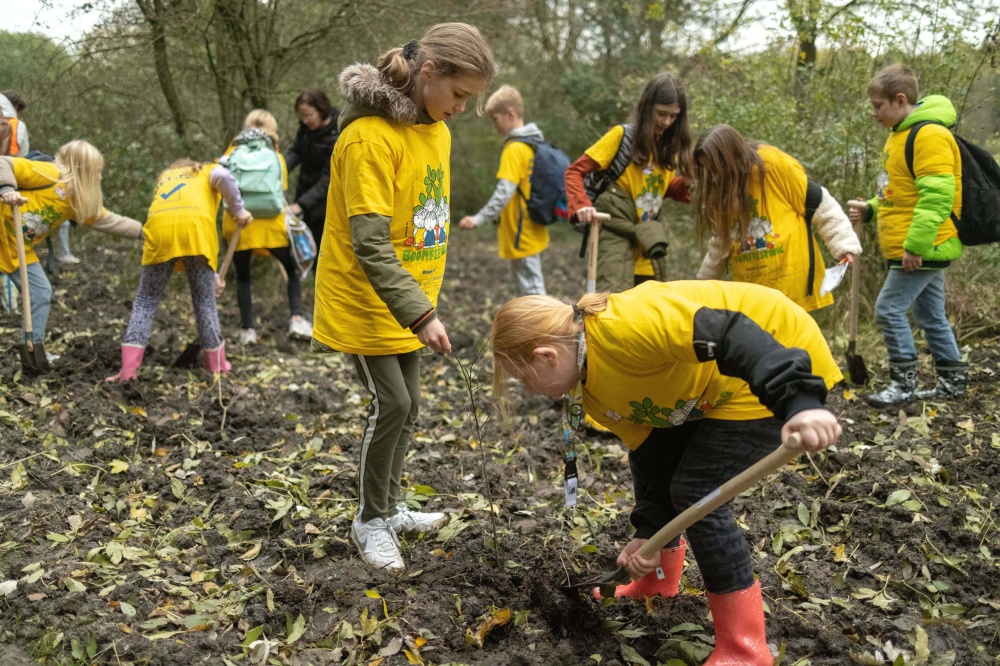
left=583, top=124, right=635, bottom=207
left=223, top=138, right=284, bottom=219
left=508, top=135, right=571, bottom=226
left=285, top=209, right=317, bottom=279
left=905, top=121, right=1000, bottom=246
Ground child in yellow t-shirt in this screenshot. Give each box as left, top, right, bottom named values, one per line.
left=564, top=72, right=693, bottom=291
left=0, top=141, right=143, bottom=367
left=458, top=85, right=549, bottom=295
left=311, top=23, right=495, bottom=573
left=106, top=159, right=252, bottom=381
left=491, top=280, right=842, bottom=666
left=218, top=109, right=312, bottom=345
left=693, top=124, right=861, bottom=312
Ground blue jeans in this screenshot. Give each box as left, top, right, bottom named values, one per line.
left=6, top=262, right=52, bottom=344
left=874, top=268, right=960, bottom=363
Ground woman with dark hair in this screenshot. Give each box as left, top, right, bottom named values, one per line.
left=285, top=88, right=340, bottom=243
left=564, top=72, right=693, bottom=292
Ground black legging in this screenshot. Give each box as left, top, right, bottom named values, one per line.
left=233, top=246, right=302, bottom=329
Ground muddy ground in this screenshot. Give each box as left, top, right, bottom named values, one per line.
left=0, top=226, right=998, bottom=666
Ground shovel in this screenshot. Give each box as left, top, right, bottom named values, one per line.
left=845, top=252, right=869, bottom=386
left=563, top=432, right=802, bottom=597
left=174, top=228, right=241, bottom=367
left=585, top=213, right=609, bottom=293
left=13, top=205, right=49, bottom=373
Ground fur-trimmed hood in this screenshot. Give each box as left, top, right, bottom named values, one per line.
left=338, top=63, right=427, bottom=131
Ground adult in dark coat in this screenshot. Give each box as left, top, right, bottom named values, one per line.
left=285, top=89, right=340, bottom=244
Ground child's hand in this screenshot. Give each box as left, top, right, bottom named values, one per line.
left=902, top=251, right=923, bottom=272
left=288, top=202, right=303, bottom=216
left=847, top=199, right=868, bottom=225
left=1, top=191, right=28, bottom=206
left=782, top=409, right=842, bottom=451
left=575, top=206, right=599, bottom=225
left=235, top=210, right=253, bottom=228
left=214, top=273, right=225, bottom=298
left=458, top=216, right=478, bottom=230
left=617, top=538, right=659, bottom=581
left=417, top=318, right=452, bottom=354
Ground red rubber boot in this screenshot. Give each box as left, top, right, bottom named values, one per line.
left=106, top=344, right=145, bottom=382
left=704, top=579, right=774, bottom=665
left=202, top=344, right=232, bottom=374
left=593, top=539, right=686, bottom=600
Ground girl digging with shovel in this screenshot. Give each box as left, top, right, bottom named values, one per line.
left=0, top=141, right=143, bottom=372
left=491, top=280, right=843, bottom=665
left=106, top=158, right=251, bottom=382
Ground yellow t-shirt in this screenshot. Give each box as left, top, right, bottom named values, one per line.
left=875, top=125, right=962, bottom=259
left=582, top=280, right=843, bottom=449
left=142, top=166, right=221, bottom=270
left=496, top=140, right=549, bottom=260
left=727, top=145, right=831, bottom=312
left=585, top=125, right=675, bottom=276
left=0, top=158, right=107, bottom=272
left=313, top=116, right=451, bottom=355
left=221, top=148, right=290, bottom=253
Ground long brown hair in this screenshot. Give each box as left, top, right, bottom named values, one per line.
left=631, top=72, right=692, bottom=175
left=490, top=293, right=609, bottom=414
left=377, top=22, right=497, bottom=115
left=693, top=124, right=767, bottom=252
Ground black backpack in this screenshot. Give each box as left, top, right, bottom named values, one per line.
left=905, top=121, right=1000, bottom=246
left=583, top=123, right=635, bottom=208
left=508, top=135, right=571, bottom=226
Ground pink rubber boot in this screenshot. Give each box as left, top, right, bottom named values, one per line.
left=106, top=345, right=145, bottom=382
left=593, top=539, right=686, bottom=600
left=704, top=579, right=774, bottom=665
left=202, top=344, right=232, bottom=374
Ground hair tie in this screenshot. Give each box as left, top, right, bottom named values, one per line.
left=572, top=304, right=583, bottom=321
left=402, top=40, right=419, bottom=61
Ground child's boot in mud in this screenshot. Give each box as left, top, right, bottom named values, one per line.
left=203, top=344, right=232, bottom=374
left=593, top=539, right=686, bottom=600
left=704, top=579, right=774, bottom=666
left=106, top=344, right=145, bottom=382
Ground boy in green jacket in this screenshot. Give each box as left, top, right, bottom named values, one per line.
left=848, top=64, right=965, bottom=407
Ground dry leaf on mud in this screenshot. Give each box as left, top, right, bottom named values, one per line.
left=465, top=607, right=511, bottom=648
left=240, top=542, right=262, bottom=560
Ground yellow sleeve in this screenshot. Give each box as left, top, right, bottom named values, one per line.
left=13, top=159, right=60, bottom=191
left=341, top=139, right=396, bottom=219
left=584, top=125, right=626, bottom=170
left=279, top=153, right=289, bottom=191
left=496, top=141, right=532, bottom=184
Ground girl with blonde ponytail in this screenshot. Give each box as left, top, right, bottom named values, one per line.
left=491, top=280, right=843, bottom=665
left=311, top=23, right=496, bottom=573
left=0, top=140, right=143, bottom=369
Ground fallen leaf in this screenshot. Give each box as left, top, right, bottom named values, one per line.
left=465, top=607, right=511, bottom=648
left=240, top=542, right=261, bottom=561
left=109, top=460, right=129, bottom=474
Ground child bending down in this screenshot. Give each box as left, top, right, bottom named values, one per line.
left=491, top=280, right=842, bottom=666
left=107, top=159, right=251, bottom=381
left=694, top=124, right=861, bottom=312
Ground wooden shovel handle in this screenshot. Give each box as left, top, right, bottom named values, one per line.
left=635, top=432, right=803, bottom=559
left=585, top=214, right=609, bottom=292
left=849, top=251, right=861, bottom=344
left=12, top=205, right=33, bottom=350
left=218, top=227, right=242, bottom=279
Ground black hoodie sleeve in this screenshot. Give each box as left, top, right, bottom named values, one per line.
left=284, top=124, right=304, bottom=174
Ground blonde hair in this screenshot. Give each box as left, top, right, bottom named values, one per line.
left=244, top=109, right=280, bottom=148
left=164, top=158, right=204, bottom=177
left=490, top=293, right=609, bottom=408
left=485, top=84, right=523, bottom=118
left=377, top=22, right=497, bottom=115
left=867, top=63, right=919, bottom=105
left=55, top=140, right=104, bottom=223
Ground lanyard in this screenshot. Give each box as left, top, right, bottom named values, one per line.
left=561, top=332, right=587, bottom=507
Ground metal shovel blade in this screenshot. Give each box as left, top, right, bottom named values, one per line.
left=561, top=565, right=630, bottom=595
left=19, top=340, right=49, bottom=374
left=846, top=342, right=869, bottom=386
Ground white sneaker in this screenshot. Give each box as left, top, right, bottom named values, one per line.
left=238, top=328, right=257, bottom=345
left=56, top=253, right=81, bottom=264
left=288, top=317, right=313, bottom=340
left=351, top=517, right=404, bottom=571
left=385, top=504, right=448, bottom=535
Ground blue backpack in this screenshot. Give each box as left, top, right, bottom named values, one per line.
left=223, top=136, right=284, bottom=219
left=510, top=136, right=570, bottom=226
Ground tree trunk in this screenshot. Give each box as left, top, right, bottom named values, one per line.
left=135, top=0, right=193, bottom=153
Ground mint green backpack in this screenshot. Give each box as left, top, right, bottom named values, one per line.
left=224, top=138, right=284, bottom=218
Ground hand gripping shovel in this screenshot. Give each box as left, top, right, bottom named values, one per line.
left=13, top=205, right=49, bottom=373
left=174, top=228, right=241, bottom=367
left=845, top=252, right=869, bottom=386
left=562, top=433, right=803, bottom=597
